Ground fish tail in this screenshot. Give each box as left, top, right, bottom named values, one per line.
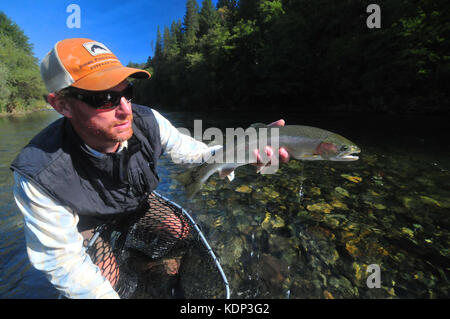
left=175, top=167, right=204, bottom=199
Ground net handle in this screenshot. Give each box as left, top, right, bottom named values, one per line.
left=86, top=224, right=107, bottom=249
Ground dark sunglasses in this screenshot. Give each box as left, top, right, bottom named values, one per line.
left=58, top=83, right=133, bottom=110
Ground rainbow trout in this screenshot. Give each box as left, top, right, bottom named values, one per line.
left=175, top=123, right=360, bottom=199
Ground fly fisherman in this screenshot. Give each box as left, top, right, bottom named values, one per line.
left=10, top=38, right=290, bottom=299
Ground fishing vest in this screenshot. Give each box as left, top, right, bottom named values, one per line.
left=10, top=104, right=162, bottom=231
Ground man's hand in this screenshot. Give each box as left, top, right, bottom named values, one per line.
left=252, top=119, right=290, bottom=171
left=219, top=119, right=290, bottom=179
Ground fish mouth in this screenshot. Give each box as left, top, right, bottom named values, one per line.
left=338, top=148, right=361, bottom=161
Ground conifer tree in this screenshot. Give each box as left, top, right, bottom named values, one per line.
left=163, top=26, right=171, bottom=57
left=199, top=0, right=217, bottom=37
left=183, top=0, right=200, bottom=50
left=153, top=26, right=163, bottom=62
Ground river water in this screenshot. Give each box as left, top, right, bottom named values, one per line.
left=0, top=108, right=449, bottom=298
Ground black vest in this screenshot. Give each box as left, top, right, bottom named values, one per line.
left=10, top=104, right=162, bottom=231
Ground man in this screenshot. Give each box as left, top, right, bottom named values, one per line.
left=10, top=38, right=289, bottom=299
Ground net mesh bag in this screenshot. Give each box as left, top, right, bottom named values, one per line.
left=85, top=225, right=138, bottom=299
left=84, top=192, right=230, bottom=299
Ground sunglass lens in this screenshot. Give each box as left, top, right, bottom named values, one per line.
left=98, top=85, right=133, bottom=109
left=123, top=84, right=133, bottom=100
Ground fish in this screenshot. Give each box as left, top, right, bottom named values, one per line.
left=175, top=123, right=361, bottom=199
left=90, top=44, right=108, bottom=53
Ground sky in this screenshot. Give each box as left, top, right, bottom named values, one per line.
left=0, top=0, right=218, bottom=65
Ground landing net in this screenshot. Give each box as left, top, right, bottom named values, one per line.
left=85, top=191, right=230, bottom=299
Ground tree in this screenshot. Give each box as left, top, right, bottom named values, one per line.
left=199, top=0, right=217, bottom=37
left=135, top=0, right=449, bottom=114
left=0, top=12, right=33, bottom=54
left=153, top=26, right=163, bottom=62
left=163, top=26, right=171, bottom=57
left=237, top=0, right=259, bottom=21
left=183, top=0, right=200, bottom=51
left=0, top=12, right=45, bottom=113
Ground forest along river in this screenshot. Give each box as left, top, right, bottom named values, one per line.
left=0, top=108, right=449, bottom=298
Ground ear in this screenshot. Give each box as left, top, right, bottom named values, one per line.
left=47, top=93, right=73, bottom=118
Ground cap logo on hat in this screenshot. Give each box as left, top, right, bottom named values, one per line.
left=83, top=42, right=112, bottom=56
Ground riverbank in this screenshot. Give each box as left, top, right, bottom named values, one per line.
left=0, top=104, right=53, bottom=118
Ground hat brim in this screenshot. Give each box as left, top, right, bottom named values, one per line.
left=71, top=65, right=151, bottom=91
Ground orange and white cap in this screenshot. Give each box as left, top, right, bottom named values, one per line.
left=40, top=38, right=150, bottom=93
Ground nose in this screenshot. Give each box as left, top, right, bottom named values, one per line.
left=116, top=96, right=132, bottom=116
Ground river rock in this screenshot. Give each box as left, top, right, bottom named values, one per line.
left=334, top=187, right=350, bottom=198
left=419, top=196, right=441, bottom=207
left=331, top=200, right=349, bottom=210
left=310, top=187, right=321, bottom=195
left=306, top=202, right=333, bottom=214
left=235, top=185, right=252, bottom=193
left=261, top=212, right=285, bottom=229
left=262, top=187, right=280, bottom=199
left=341, top=174, right=363, bottom=183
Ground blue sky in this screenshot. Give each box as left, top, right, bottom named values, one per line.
left=0, top=0, right=218, bottom=65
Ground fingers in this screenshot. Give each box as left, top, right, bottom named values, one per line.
left=251, top=119, right=289, bottom=170
left=252, top=147, right=272, bottom=165
left=264, top=145, right=274, bottom=158
left=253, top=146, right=289, bottom=165
left=279, top=147, right=290, bottom=163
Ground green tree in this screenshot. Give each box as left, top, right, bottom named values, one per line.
left=0, top=62, right=11, bottom=113
left=163, top=26, right=171, bottom=57
left=237, top=0, right=259, bottom=21
left=153, top=26, right=163, bottom=62
left=0, top=12, right=45, bottom=113
left=183, top=0, right=200, bottom=51
left=199, top=0, right=217, bottom=37
left=135, top=0, right=449, bottom=114
left=0, top=12, right=33, bottom=54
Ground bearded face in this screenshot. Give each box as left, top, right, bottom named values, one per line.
left=73, top=107, right=134, bottom=144
left=61, top=81, right=134, bottom=153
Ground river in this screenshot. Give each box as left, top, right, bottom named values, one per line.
left=0, top=108, right=449, bottom=298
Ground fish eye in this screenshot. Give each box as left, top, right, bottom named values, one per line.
left=340, top=145, right=349, bottom=152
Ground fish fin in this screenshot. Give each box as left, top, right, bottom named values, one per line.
left=259, top=165, right=272, bottom=174
left=256, top=165, right=265, bottom=174
left=219, top=168, right=235, bottom=180
left=174, top=168, right=203, bottom=199
left=227, top=171, right=235, bottom=182
left=249, top=123, right=268, bottom=129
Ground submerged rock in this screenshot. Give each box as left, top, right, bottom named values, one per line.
left=310, top=187, right=321, bottom=195
left=261, top=212, right=285, bottom=229
left=262, top=187, right=280, bottom=199
left=341, top=174, right=363, bottom=183
left=334, top=187, right=350, bottom=198
left=259, top=254, right=290, bottom=291
left=306, top=202, right=333, bottom=214
left=331, top=200, right=349, bottom=210
left=235, top=185, right=252, bottom=193
left=401, top=227, right=415, bottom=238
left=323, top=290, right=334, bottom=299
left=419, top=196, right=441, bottom=207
